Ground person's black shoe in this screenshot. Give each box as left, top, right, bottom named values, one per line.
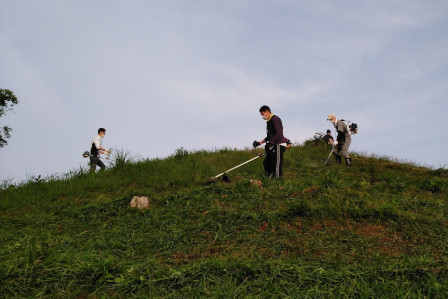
left=346, top=158, right=352, bottom=168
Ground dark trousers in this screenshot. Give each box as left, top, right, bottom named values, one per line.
left=90, top=156, right=106, bottom=172
left=263, top=145, right=286, bottom=178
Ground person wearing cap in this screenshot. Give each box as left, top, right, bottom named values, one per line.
left=253, top=105, right=288, bottom=178
left=327, top=114, right=352, bottom=167
left=322, top=129, right=334, bottom=144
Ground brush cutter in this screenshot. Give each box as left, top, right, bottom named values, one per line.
left=340, top=119, right=358, bottom=134
left=206, top=138, right=293, bottom=184
left=82, top=149, right=113, bottom=161
left=206, top=145, right=265, bottom=184
left=324, top=143, right=337, bottom=165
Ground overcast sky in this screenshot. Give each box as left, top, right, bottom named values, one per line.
left=1, top=0, right=447, bottom=183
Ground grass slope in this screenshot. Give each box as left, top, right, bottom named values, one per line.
left=1, top=142, right=448, bottom=298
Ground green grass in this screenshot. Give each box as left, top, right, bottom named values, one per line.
left=1, top=141, right=448, bottom=297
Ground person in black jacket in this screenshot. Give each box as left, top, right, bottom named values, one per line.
left=322, top=129, right=334, bottom=144
left=253, top=106, right=287, bottom=178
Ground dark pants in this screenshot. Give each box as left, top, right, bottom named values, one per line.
left=90, top=156, right=105, bottom=172
left=263, top=145, right=286, bottom=178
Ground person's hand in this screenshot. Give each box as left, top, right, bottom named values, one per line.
left=332, top=141, right=338, bottom=146
left=253, top=140, right=260, bottom=148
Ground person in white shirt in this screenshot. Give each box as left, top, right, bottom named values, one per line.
left=90, top=128, right=109, bottom=172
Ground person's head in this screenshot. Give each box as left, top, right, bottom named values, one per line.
left=259, top=105, right=271, bottom=120
left=326, top=130, right=331, bottom=135
left=327, top=113, right=336, bottom=124
left=98, top=128, right=106, bottom=138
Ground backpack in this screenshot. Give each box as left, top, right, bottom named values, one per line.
left=349, top=123, right=358, bottom=134
left=340, top=119, right=358, bottom=134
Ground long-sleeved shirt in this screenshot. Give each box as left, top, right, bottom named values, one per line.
left=323, top=134, right=334, bottom=144
left=265, top=114, right=287, bottom=146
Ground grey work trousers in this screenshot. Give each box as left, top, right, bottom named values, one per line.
left=334, top=138, right=351, bottom=159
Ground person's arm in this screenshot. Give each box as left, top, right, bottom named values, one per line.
left=253, top=138, right=266, bottom=148
left=93, top=138, right=107, bottom=154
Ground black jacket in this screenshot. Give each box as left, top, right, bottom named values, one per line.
left=265, top=115, right=286, bottom=146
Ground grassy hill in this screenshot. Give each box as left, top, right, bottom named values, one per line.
left=1, top=141, right=448, bottom=298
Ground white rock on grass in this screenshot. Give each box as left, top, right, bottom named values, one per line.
left=130, top=196, right=150, bottom=209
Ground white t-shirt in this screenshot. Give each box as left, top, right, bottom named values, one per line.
left=92, top=135, right=102, bottom=149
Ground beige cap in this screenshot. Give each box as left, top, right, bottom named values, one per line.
left=327, top=113, right=335, bottom=120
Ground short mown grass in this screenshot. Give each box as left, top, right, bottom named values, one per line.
left=1, top=141, right=448, bottom=297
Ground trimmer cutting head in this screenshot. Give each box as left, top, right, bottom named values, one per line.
left=222, top=173, right=231, bottom=183
left=206, top=173, right=231, bottom=185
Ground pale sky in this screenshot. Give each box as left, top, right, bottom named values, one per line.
left=1, top=0, right=448, bottom=183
